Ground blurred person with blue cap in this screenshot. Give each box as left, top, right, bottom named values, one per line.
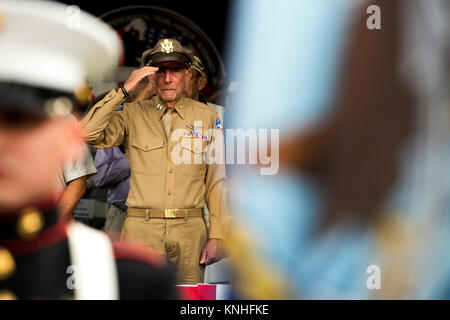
left=0, top=0, right=178, bottom=300
left=226, top=0, right=450, bottom=299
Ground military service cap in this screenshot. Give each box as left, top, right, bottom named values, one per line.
left=141, top=39, right=191, bottom=69
left=189, top=53, right=207, bottom=78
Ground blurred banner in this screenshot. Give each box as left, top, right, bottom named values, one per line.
left=225, top=0, right=450, bottom=299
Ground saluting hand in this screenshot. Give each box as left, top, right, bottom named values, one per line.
left=119, top=67, right=159, bottom=97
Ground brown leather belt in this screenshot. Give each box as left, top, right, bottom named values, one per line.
left=127, top=208, right=202, bottom=220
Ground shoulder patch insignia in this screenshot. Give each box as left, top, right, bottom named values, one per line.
left=215, top=117, right=223, bottom=131
left=115, top=104, right=124, bottom=112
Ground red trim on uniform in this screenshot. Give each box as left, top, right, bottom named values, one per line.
left=111, top=241, right=165, bottom=268
left=1, top=221, right=69, bottom=256
left=0, top=192, right=60, bottom=221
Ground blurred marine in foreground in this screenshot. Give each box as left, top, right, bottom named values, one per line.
left=0, top=0, right=177, bottom=299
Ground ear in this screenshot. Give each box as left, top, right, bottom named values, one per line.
left=197, top=76, right=207, bottom=91
left=185, top=68, right=192, bottom=82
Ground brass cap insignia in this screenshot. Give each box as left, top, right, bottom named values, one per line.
left=160, top=39, right=174, bottom=53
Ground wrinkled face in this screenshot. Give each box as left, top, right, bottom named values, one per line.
left=0, top=111, right=83, bottom=212
left=155, top=66, right=191, bottom=106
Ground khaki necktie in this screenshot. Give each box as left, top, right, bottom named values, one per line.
left=162, top=108, right=174, bottom=139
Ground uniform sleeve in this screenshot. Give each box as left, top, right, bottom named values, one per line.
left=63, top=144, right=97, bottom=183
left=93, top=148, right=131, bottom=188
left=81, top=89, right=128, bottom=148
left=204, top=111, right=229, bottom=240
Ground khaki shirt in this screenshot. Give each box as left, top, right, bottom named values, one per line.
left=82, top=90, right=228, bottom=239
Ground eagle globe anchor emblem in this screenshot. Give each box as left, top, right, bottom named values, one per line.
left=160, top=39, right=174, bottom=53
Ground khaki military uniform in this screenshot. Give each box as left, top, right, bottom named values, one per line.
left=82, top=89, right=228, bottom=284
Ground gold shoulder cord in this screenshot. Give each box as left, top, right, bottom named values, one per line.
left=372, top=211, right=423, bottom=299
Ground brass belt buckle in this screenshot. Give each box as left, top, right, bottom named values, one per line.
left=165, top=209, right=178, bottom=219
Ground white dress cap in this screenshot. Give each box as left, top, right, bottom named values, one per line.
left=0, top=0, right=122, bottom=93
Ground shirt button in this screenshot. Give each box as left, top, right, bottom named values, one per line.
left=0, top=247, right=16, bottom=281
left=0, top=290, right=17, bottom=300
left=168, top=191, right=172, bottom=196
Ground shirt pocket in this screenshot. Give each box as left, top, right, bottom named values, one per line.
left=180, top=137, right=207, bottom=177
left=130, top=135, right=164, bottom=175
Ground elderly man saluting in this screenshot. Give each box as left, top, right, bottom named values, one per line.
left=82, top=39, right=228, bottom=285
